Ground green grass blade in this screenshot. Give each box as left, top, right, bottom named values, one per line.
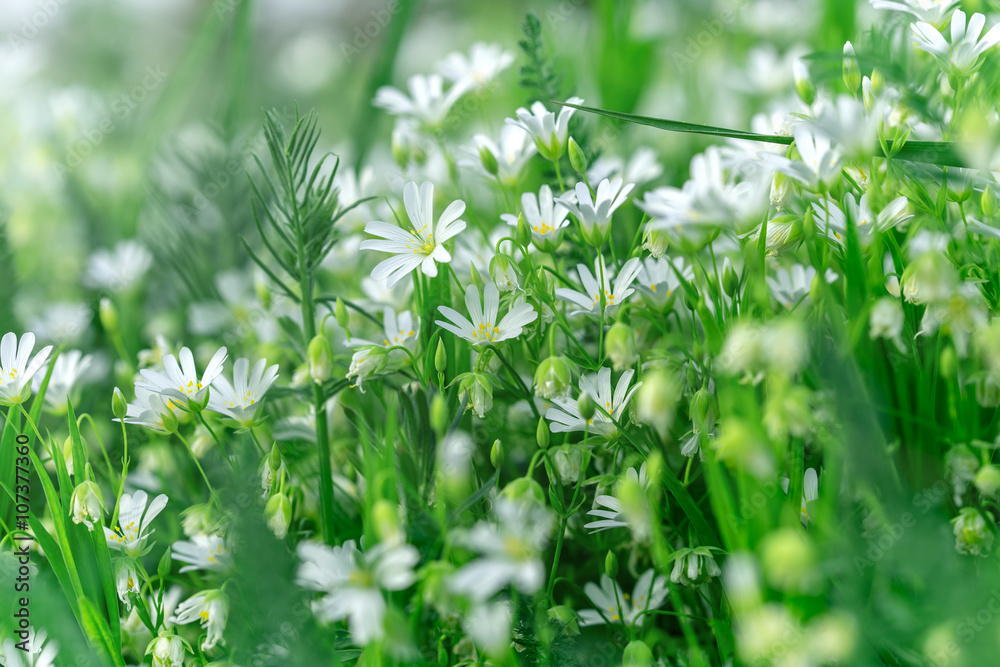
left=554, top=101, right=969, bottom=167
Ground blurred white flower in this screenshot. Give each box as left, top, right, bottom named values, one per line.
left=471, top=125, right=536, bottom=186
left=438, top=42, right=514, bottom=92
left=505, top=97, right=582, bottom=162
left=555, top=255, right=642, bottom=317
left=812, top=193, right=912, bottom=246
left=84, top=239, right=153, bottom=290
left=766, top=264, right=836, bottom=308
left=780, top=467, right=820, bottom=525
left=33, top=349, right=96, bottom=412
left=374, top=73, right=466, bottom=129
left=172, top=532, right=231, bottom=573
left=297, top=539, right=419, bottom=644
left=171, top=589, right=228, bottom=651
left=587, top=147, right=663, bottom=187
left=912, top=10, right=1000, bottom=77
left=763, top=126, right=843, bottom=191
left=635, top=256, right=692, bottom=306
left=585, top=462, right=649, bottom=533
left=871, top=0, right=959, bottom=26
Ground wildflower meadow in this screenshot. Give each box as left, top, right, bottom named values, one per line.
left=3, top=0, right=1000, bottom=665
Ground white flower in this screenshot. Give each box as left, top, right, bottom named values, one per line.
left=670, top=546, right=723, bottom=587
left=448, top=498, right=554, bottom=601
left=104, top=490, right=168, bottom=557
left=0, top=332, right=53, bottom=406
left=171, top=590, right=228, bottom=651
left=471, top=125, right=536, bottom=186
left=206, top=357, right=279, bottom=428
left=118, top=386, right=177, bottom=433
left=0, top=630, right=58, bottom=667
left=809, top=95, right=878, bottom=158
left=501, top=184, right=570, bottom=249
left=436, top=283, right=537, bottom=346
left=146, top=632, right=189, bottom=667
left=373, top=73, right=466, bottom=128
left=585, top=462, right=650, bottom=533
left=780, top=467, right=820, bottom=525
left=557, top=177, right=635, bottom=246
left=912, top=10, right=1000, bottom=76
left=84, top=239, right=153, bottom=290
left=766, top=264, right=837, bottom=308
left=360, top=181, right=467, bottom=287
left=438, top=42, right=514, bottom=92
left=297, top=539, right=419, bottom=645
left=32, top=349, right=96, bottom=412
left=505, top=96, right=583, bottom=162
left=344, top=308, right=420, bottom=392
left=69, top=480, right=104, bottom=531
left=812, top=193, right=912, bottom=246
left=465, top=601, right=513, bottom=655
left=763, top=126, right=843, bottom=191
left=172, top=532, right=231, bottom=573
left=545, top=367, right=642, bottom=437
left=577, top=570, right=668, bottom=627
left=870, top=297, right=905, bottom=350
left=587, top=147, right=663, bottom=187
left=871, top=0, right=958, bottom=25
left=555, top=256, right=643, bottom=317
left=116, top=558, right=142, bottom=607
left=136, top=346, right=228, bottom=409
left=635, top=256, right=693, bottom=306
left=24, top=301, right=92, bottom=343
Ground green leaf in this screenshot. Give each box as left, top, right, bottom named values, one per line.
left=79, top=597, right=126, bottom=667
left=554, top=101, right=969, bottom=167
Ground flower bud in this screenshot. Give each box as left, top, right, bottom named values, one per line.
left=635, top=368, right=678, bottom=436
left=568, top=137, right=587, bottom=175
left=690, top=388, right=717, bottom=434
left=551, top=445, right=583, bottom=485
left=722, top=257, right=739, bottom=297
left=434, top=339, right=447, bottom=374
left=870, top=68, right=885, bottom=97
left=112, top=387, right=128, bottom=420
left=534, top=356, right=573, bottom=399
left=430, top=393, right=449, bottom=436
left=499, top=477, right=545, bottom=505
left=983, top=185, right=998, bottom=218
left=70, top=480, right=105, bottom=531
left=157, top=546, right=172, bottom=580
left=760, top=527, right=817, bottom=591
left=372, top=498, right=403, bottom=545
left=670, top=547, right=722, bottom=587
left=793, top=59, right=815, bottom=106
left=99, top=297, right=119, bottom=333
left=308, top=334, right=333, bottom=384
left=458, top=372, right=493, bottom=418
left=470, top=264, right=483, bottom=291
left=604, top=550, right=618, bottom=578
left=479, top=144, right=499, bottom=176
left=952, top=507, right=994, bottom=556
left=843, top=41, right=861, bottom=94
left=605, top=321, right=638, bottom=372
left=265, top=493, right=292, bottom=539
left=939, top=345, right=958, bottom=382
left=335, top=298, right=349, bottom=334
left=489, top=253, right=521, bottom=292
left=642, top=226, right=669, bottom=258
left=347, top=345, right=388, bottom=393
left=514, top=213, right=532, bottom=248
left=577, top=391, right=596, bottom=422
left=160, top=407, right=179, bottom=434
left=536, top=416, right=550, bottom=450
left=116, top=558, right=141, bottom=607
left=974, top=464, right=1000, bottom=497
left=547, top=606, right=580, bottom=635
left=622, top=640, right=654, bottom=666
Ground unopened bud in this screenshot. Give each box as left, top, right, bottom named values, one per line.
left=99, top=297, right=118, bottom=333
left=308, top=334, right=333, bottom=383
left=536, top=417, right=550, bottom=450
left=157, top=546, right=172, bottom=579
left=568, top=137, right=587, bottom=175
left=578, top=391, right=596, bottom=421
left=431, top=393, right=449, bottom=436
left=605, top=550, right=618, bottom=578
left=843, top=41, right=861, bottom=94
left=372, top=498, right=403, bottom=544
left=479, top=145, right=499, bottom=176
left=499, top=477, right=545, bottom=505
left=722, top=257, right=739, bottom=297
left=534, top=356, right=573, bottom=399
left=605, top=321, right=638, bottom=372
left=435, top=339, right=447, bottom=374
left=490, top=439, right=503, bottom=468
left=622, top=640, right=654, bottom=667
left=515, top=213, right=531, bottom=247
left=793, top=60, right=816, bottom=106
left=335, top=298, right=349, bottom=332
left=983, top=186, right=997, bottom=218
left=489, top=253, right=520, bottom=292
left=265, top=493, right=292, bottom=539
left=975, top=464, right=1000, bottom=497
left=112, top=387, right=128, bottom=420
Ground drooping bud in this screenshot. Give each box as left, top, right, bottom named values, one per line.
left=489, top=253, right=521, bottom=292
left=335, top=298, right=349, bottom=335
left=499, top=477, right=545, bottom=505
left=308, top=334, right=333, bottom=383
left=69, top=480, right=105, bottom=531
left=952, top=507, right=994, bottom=556
left=974, top=464, right=1000, bottom=497
left=457, top=372, right=493, bottom=418
left=604, top=321, right=638, bottom=371
left=622, top=640, right=654, bottom=666
left=265, top=493, right=292, bottom=539
left=534, top=356, right=573, bottom=399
